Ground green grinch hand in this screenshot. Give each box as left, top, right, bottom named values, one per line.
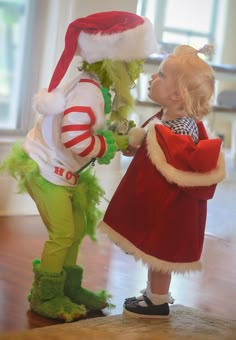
left=108, top=119, right=136, bottom=134
left=113, top=133, right=129, bottom=151
left=128, top=120, right=136, bottom=129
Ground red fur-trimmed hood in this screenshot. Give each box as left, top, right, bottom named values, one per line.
left=146, top=124, right=226, bottom=187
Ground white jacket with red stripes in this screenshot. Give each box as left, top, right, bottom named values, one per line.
left=23, top=72, right=108, bottom=186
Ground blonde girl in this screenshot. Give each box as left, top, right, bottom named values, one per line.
left=99, top=45, right=225, bottom=318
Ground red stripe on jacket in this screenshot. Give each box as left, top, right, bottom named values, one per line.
left=79, top=79, right=100, bottom=89
left=61, top=124, right=90, bottom=132
left=78, top=136, right=96, bottom=157
left=97, top=135, right=106, bottom=158
left=64, top=106, right=96, bottom=125
left=64, top=131, right=91, bottom=148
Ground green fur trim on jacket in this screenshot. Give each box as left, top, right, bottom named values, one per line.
left=0, top=141, right=105, bottom=240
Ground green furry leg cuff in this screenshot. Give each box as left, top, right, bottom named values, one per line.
left=29, top=260, right=87, bottom=322
left=97, top=129, right=117, bottom=165
left=64, top=265, right=115, bottom=310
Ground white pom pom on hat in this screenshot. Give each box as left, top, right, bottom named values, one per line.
left=32, top=88, right=66, bottom=115
left=33, top=11, right=158, bottom=115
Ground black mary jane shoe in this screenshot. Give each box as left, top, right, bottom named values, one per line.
left=123, top=294, right=169, bottom=319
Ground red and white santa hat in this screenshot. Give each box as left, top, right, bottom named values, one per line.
left=33, top=11, right=158, bottom=115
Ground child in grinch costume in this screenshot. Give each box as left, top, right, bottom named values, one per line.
left=0, top=11, right=157, bottom=322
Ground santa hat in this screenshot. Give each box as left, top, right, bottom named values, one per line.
left=33, top=11, right=158, bottom=115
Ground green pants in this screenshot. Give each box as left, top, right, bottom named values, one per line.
left=26, top=177, right=86, bottom=273
left=0, top=142, right=104, bottom=274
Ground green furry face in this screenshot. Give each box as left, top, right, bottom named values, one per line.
left=126, top=59, right=145, bottom=85
left=79, top=59, right=144, bottom=89
left=79, top=59, right=145, bottom=121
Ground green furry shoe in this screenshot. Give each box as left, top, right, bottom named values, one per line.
left=30, top=260, right=87, bottom=322
left=64, top=265, right=113, bottom=311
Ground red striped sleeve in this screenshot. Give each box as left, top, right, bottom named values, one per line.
left=97, top=135, right=106, bottom=158
left=61, top=124, right=90, bottom=132
left=64, top=131, right=91, bottom=149
left=78, top=136, right=96, bottom=157
left=64, top=106, right=96, bottom=125
left=79, top=79, right=100, bottom=89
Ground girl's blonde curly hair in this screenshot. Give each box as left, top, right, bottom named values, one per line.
left=168, top=45, right=215, bottom=119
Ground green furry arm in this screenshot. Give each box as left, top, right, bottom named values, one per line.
left=113, top=133, right=129, bottom=151
left=101, top=87, right=112, bottom=114
left=97, top=129, right=117, bottom=165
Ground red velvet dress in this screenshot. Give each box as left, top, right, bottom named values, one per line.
left=98, top=113, right=225, bottom=273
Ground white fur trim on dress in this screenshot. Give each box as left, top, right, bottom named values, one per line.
left=78, top=17, right=158, bottom=63
left=146, top=125, right=226, bottom=187
left=98, top=222, right=202, bottom=273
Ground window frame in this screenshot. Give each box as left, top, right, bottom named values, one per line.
left=0, top=0, right=43, bottom=137
left=137, top=0, right=219, bottom=58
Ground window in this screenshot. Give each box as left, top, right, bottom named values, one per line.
left=137, top=0, right=219, bottom=60
left=0, top=0, right=31, bottom=131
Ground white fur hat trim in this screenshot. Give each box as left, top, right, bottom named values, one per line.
left=78, top=18, right=158, bottom=63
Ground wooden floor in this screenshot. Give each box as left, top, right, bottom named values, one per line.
left=1, top=153, right=236, bottom=334
left=0, top=213, right=236, bottom=333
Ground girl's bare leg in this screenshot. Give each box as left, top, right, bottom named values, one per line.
left=148, top=268, right=171, bottom=295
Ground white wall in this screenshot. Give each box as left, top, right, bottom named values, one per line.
left=1, top=0, right=236, bottom=216
left=0, top=141, right=39, bottom=215
left=218, top=0, right=236, bottom=92
left=39, top=0, right=139, bottom=89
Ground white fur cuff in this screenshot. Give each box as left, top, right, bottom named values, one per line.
left=128, top=127, right=146, bottom=147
